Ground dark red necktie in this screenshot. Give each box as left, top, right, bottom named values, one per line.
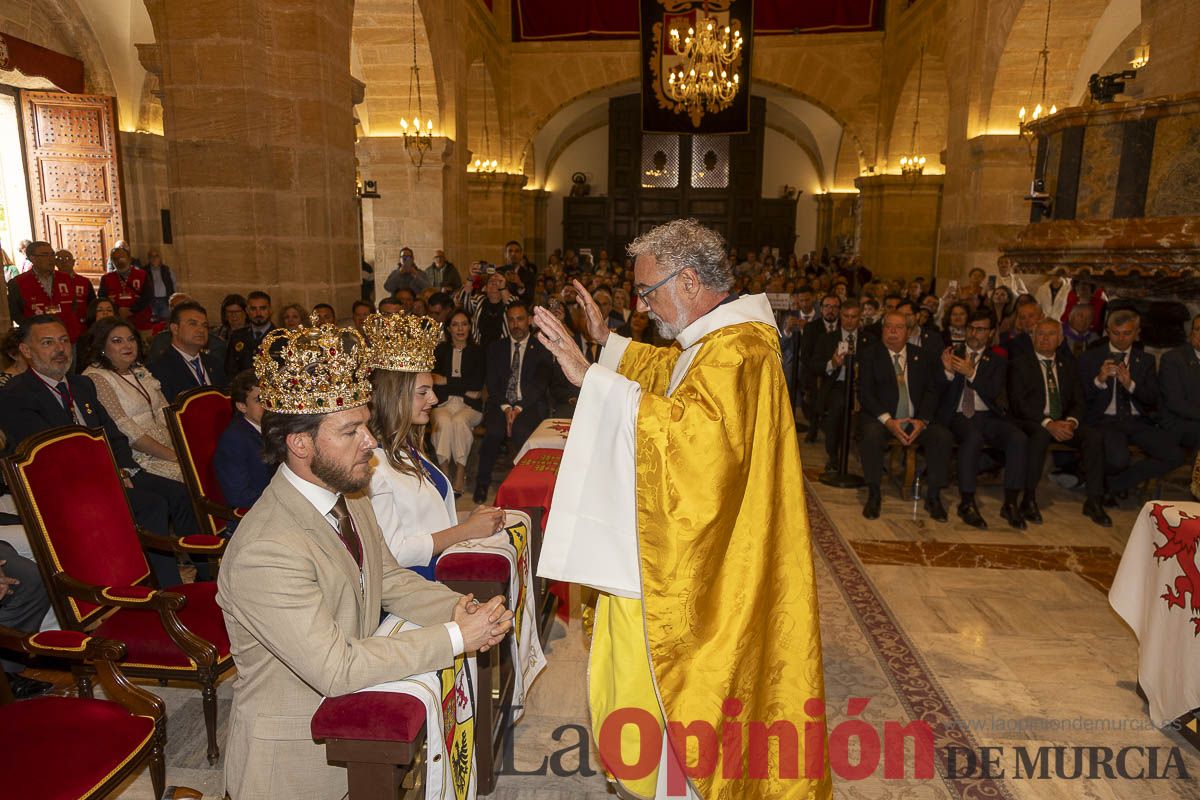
left=329, top=496, right=362, bottom=568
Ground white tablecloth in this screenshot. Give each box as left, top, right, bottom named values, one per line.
left=513, top=417, right=572, bottom=464
left=1109, top=501, right=1200, bottom=726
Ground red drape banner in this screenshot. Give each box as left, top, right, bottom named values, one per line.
left=0, top=33, right=85, bottom=93
left=513, top=0, right=883, bottom=41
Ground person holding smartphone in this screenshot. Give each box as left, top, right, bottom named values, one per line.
left=1078, top=309, right=1184, bottom=503
left=936, top=310, right=1029, bottom=530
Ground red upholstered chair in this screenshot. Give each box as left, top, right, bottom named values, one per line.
left=164, top=386, right=248, bottom=537
left=2, top=426, right=234, bottom=764
left=311, top=692, right=428, bottom=798
left=0, top=626, right=167, bottom=800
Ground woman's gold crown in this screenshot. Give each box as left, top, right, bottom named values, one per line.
left=362, top=312, right=443, bottom=373
left=254, top=314, right=373, bottom=414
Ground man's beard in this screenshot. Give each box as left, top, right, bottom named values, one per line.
left=647, top=292, right=690, bottom=340
left=311, top=448, right=371, bottom=494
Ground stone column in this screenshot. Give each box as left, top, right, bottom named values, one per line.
left=141, top=0, right=359, bottom=316
left=521, top=189, right=550, bottom=267
left=938, top=134, right=1034, bottom=280
left=465, top=172, right=528, bottom=265
left=813, top=193, right=859, bottom=258
left=854, top=174, right=944, bottom=281
left=357, top=136, right=451, bottom=301
left=118, top=131, right=169, bottom=257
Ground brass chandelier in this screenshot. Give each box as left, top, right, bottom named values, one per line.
left=471, top=55, right=499, bottom=181
left=1018, top=0, right=1058, bottom=131
left=899, top=44, right=928, bottom=176
left=400, top=0, right=434, bottom=172
left=664, top=14, right=743, bottom=123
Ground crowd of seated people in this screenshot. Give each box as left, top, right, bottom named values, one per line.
left=775, top=260, right=1198, bottom=532
left=2, top=235, right=1199, bottom=703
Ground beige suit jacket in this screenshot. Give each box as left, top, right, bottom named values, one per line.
left=216, top=469, right=461, bottom=799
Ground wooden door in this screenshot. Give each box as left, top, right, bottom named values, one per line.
left=21, top=90, right=125, bottom=278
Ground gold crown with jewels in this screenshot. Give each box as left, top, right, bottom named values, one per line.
left=361, top=312, right=443, bottom=372
left=254, top=314, right=373, bottom=414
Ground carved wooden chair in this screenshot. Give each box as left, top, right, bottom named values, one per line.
left=164, top=386, right=248, bottom=537
left=2, top=425, right=234, bottom=764
left=0, top=626, right=167, bottom=799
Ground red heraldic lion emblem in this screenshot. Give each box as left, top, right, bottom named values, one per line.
left=1149, top=503, right=1200, bottom=634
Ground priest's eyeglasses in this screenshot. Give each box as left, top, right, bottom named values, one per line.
left=634, top=268, right=685, bottom=301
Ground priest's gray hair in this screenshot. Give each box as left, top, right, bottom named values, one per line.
left=627, top=219, right=733, bottom=292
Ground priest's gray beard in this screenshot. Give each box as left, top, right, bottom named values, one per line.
left=648, top=292, right=689, bottom=340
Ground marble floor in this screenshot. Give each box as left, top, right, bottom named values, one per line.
left=62, top=440, right=1200, bottom=797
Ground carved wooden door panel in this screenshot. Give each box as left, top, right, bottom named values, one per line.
left=21, top=90, right=125, bottom=278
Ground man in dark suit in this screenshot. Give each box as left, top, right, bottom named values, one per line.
left=999, top=297, right=1043, bottom=361
left=812, top=300, right=873, bottom=470
left=225, top=291, right=276, bottom=376
left=1078, top=310, right=1184, bottom=498
left=937, top=310, right=1028, bottom=530
left=575, top=331, right=604, bottom=365
left=800, top=294, right=840, bottom=441
left=474, top=302, right=562, bottom=502
left=214, top=371, right=274, bottom=530
left=861, top=294, right=902, bottom=343
left=148, top=301, right=227, bottom=402
left=1001, top=298, right=1074, bottom=363
left=1008, top=319, right=1110, bottom=526
left=858, top=311, right=953, bottom=521
left=0, top=316, right=199, bottom=586
left=895, top=299, right=941, bottom=354
left=1157, top=315, right=1200, bottom=450
left=779, top=287, right=816, bottom=415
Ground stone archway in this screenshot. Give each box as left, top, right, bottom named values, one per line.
left=15, top=0, right=118, bottom=100
left=884, top=51, right=950, bottom=173
left=352, top=0, right=440, bottom=136
left=982, top=0, right=1113, bottom=133
left=508, top=35, right=881, bottom=185
left=465, top=58, right=502, bottom=168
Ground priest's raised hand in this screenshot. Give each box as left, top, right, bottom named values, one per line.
left=570, top=278, right=611, bottom=346
left=534, top=304, right=590, bottom=386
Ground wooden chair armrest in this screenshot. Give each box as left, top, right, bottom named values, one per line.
left=0, top=626, right=122, bottom=662
left=176, top=534, right=229, bottom=557
left=0, top=626, right=164, bottom=718
left=53, top=573, right=188, bottom=612
left=54, top=573, right=220, bottom=667
left=138, top=528, right=228, bottom=557
left=198, top=497, right=244, bottom=521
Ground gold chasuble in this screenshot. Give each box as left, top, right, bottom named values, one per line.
left=539, top=294, right=829, bottom=799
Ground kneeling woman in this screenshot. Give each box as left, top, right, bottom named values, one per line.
left=365, top=313, right=505, bottom=578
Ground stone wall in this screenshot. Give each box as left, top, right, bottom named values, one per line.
left=359, top=136, right=450, bottom=301
left=1140, top=0, right=1200, bottom=98
left=118, top=131, right=169, bottom=262
left=140, top=0, right=361, bottom=318
left=855, top=175, right=944, bottom=280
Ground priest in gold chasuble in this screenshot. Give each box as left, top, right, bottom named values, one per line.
left=536, top=220, right=830, bottom=800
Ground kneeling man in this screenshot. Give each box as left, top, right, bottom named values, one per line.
left=217, top=321, right=511, bottom=799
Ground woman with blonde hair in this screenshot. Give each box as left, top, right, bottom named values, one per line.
left=365, top=314, right=504, bottom=578
left=280, top=302, right=307, bottom=331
